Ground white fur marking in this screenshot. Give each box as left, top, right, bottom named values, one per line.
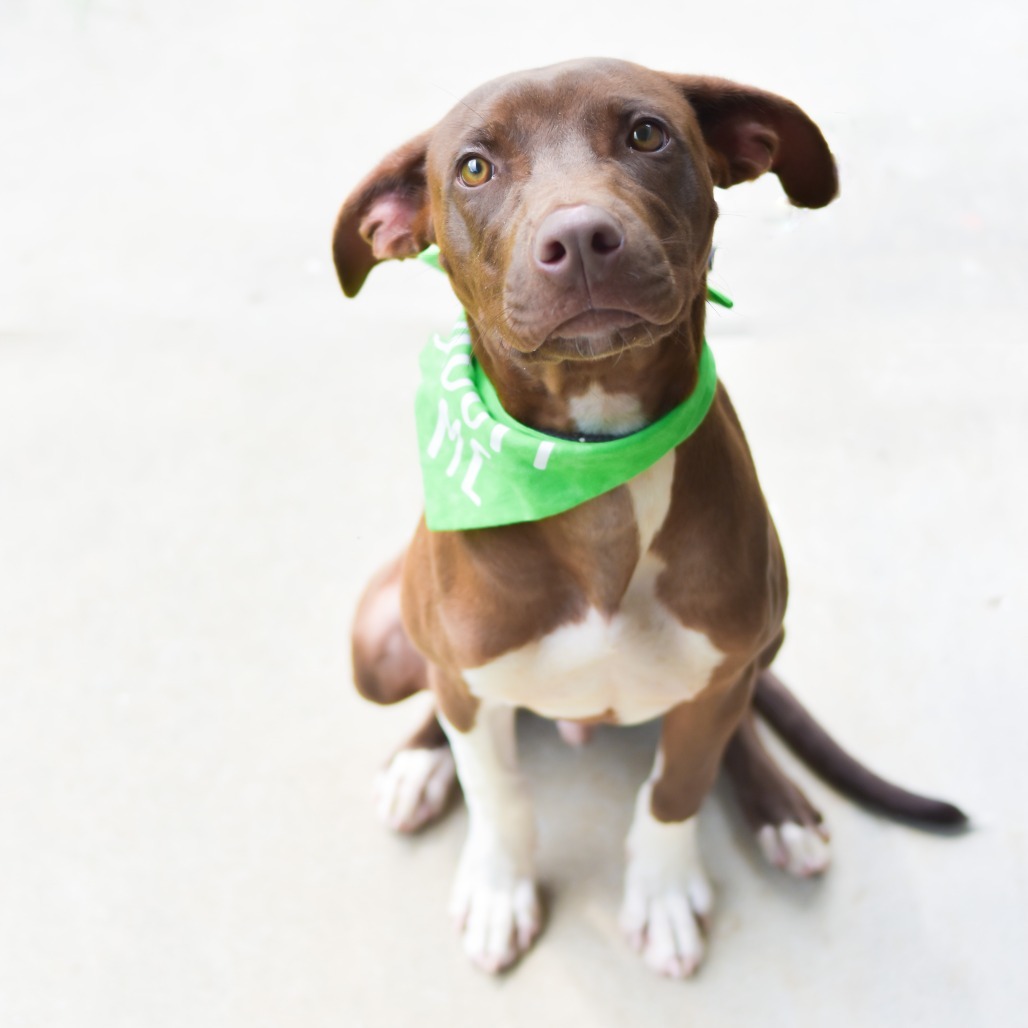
left=568, top=384, right=646, bottom=436
left=757, top=822, right=832, bottom=878
left=463, top=451, right=702, bottom=725
left=440, top=706, right=541, bottom=973
left=620, top=771, right=712, bottom=978
left=463, top=548, right=723, bottom=725
left=625, top=450, right=676, bottom=553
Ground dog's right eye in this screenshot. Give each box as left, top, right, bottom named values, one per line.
left=458, top=156, right=493, bottom=187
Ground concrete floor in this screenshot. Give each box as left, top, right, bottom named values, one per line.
left=2, top=1, right=1026, bottom=1025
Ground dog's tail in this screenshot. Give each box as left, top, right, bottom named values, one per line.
left=753, top=669, right=969, bottom=829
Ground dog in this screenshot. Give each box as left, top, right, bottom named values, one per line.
left=332, top=58, right=966, bottom=978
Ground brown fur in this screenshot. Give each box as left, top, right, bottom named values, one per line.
left=337, top=58, right=837, bottom=821
left=335, top=62, right=969, bottom=980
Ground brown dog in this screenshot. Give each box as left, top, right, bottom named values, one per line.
left=333, top=58, right=965, bottom=978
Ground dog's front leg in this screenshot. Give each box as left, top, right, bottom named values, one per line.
left=622, top=760, right=713, bottom=979
left=439, top=697, right=540, bottom=973
left=621, top=674, right=753, bottom=978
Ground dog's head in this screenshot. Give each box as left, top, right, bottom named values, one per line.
left=334, top=59, right=835, bottom=368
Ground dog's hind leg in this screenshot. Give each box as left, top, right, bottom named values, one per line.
left=353, top=553, right=456, bottom=832
left=352, top=551, right=427, bottom=705
left=722, top=712, right=831, bottom=877
left=374, top=703, right=457, bottom=833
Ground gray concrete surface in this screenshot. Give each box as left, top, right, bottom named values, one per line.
left=2, top=1, right=1026, bottom=1025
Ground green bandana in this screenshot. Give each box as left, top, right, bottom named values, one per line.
left=414, top=250, right=729, bottom=531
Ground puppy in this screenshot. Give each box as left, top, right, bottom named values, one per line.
left=333, top=58, right=965, bottom=978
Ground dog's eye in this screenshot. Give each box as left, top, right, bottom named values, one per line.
left=627, top=120, right=668, bottom=153
left=458, top=156, right=493, bottom=187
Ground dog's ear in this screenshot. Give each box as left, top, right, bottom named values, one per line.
left=673, top=76, right=838, bottom=209
left=332, top=130, right=434, bottom=297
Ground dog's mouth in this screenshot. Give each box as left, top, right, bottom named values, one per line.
left=502, top=275, right=685, bottom=361
left=553, top=308, right=642, bottom=338
left=537, top=307, right=665, bottom=361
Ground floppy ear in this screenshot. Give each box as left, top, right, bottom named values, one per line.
left=332, top=130, right=434, bottom=297
left=673, top=76, right=838, bottom=208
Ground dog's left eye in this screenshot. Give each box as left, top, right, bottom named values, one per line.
left=459, top=156, right=494, bottom=187
left=627, top=120, right=668, bottom=153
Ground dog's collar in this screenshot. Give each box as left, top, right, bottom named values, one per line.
left=414, top=248, right=729, bottom=532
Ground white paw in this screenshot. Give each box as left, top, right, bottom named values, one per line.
left=449, top=851, right=541, bottom=973
left=374, top=747, right=456, bottom=833
left=620, top=864, right=712, bottom=978
left=757, top=821, right=831, bottom=877
left=622, top=781, right=713, bottom=978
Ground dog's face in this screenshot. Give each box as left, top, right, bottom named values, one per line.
left=334, top=59, right=836, bottom=367
left=425, top=61, right=717, bottom=362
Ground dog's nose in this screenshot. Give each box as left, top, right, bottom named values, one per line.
left=533, top=205, right=624, bottom=284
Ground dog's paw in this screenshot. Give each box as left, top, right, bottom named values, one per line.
left=757, top=821, right=831, bottom=877
left=620, top=866, right=712, bottom=979
left=374, top=746, right=456, bottom=833
left=621, top=790, right=713, bottom=978
left=449, top=857, right=541, bottom=974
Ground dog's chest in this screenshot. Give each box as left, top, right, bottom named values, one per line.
left=462, top=453, right=725, bottom=725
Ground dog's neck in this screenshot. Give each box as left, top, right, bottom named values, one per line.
left=470, top=290, right=710, bottom=439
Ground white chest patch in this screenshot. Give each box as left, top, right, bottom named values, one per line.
left=463, top=452, right=725, bottom=725
left=568, top=384, right=646, bottom=437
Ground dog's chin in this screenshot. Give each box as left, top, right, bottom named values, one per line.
left=534, top=310, right=662, bottom=362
